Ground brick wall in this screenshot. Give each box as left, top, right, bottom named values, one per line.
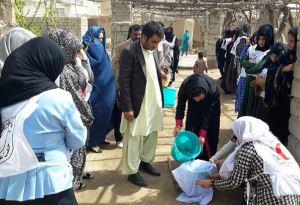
left=88, top=16, right=112, bottom=38
left=110, top=0, right=132, bottom=56
left=26, top=17, right=88, bottom=37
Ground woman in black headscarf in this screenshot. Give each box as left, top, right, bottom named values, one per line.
left=165, top=27, right=180, bottom=83
left=266, top=27, right=298, bottom=146
left=219, top=30, right=233, bottom=79
left=0, top=37, right=86, bottom=204
left=221, top=28, right=241, bottom=94
left=0, top=37, right=66, bottom=107
left=239, top=24, right=274, bottom=117
left=173, top=74, right=221, bottom=160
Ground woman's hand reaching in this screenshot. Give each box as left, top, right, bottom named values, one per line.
left=173, top=126, right=181, bottom=137
left=196, top=179, right=212, bottom=189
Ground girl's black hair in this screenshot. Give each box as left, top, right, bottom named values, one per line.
left=198, top=51, right=204, bottom=58
left=270, top=42, right=285, bottom=56
left=191, top=87, right=206, bottom=98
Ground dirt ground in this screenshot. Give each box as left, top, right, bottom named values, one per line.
left=75, top=55, right=243, bottom=205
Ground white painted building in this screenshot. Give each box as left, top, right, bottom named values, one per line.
left=24, top=0, right=101, bottom=18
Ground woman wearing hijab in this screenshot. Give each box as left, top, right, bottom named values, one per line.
left=0, top=37, right=86, bottom=204
left=47, top=28, right=94, bottom=190
left=265, top=27, right=298, bottom=146
left=0, top=27, right=35, bottom=75
left=197, top=117, right=300, bottom=205
left=239, top=24, right=274, bottom=117
left=235, top=32, right=257, bottom=114
left=218, top=30, right=233, bottom=79
left=225, top=26, right=249, bottom=94
left=82, top=26, right=116, bottom=153
left=222, top=28, right=241, bottom=94
left=165, top=27, right=180, bottom=84
left=173, top=74, right=220, bottom=160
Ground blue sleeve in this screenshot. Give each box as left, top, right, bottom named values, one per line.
left=62, top=95, right=87, bottom=150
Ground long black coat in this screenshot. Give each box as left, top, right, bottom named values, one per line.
left=266, top=50, right=297, bottom=146
left=176, top=74, right=221, bottom=160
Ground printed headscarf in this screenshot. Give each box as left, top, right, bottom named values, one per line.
left=46, top=28, right=83, bottom=63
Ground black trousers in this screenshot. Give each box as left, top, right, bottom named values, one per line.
left=0, top=189, right=77, bottom=205
left=111, top=98, right=122, bottom=142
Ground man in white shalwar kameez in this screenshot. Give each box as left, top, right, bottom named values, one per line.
left=119, top=21, right=165, bottom=187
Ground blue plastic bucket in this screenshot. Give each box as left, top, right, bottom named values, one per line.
left=163, top=88, right=176, bottom=108
left=171, top=131, right=202, bottom=163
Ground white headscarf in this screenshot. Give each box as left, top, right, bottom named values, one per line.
left=0, top=27, right=36, bottom=75
left=221, top=116, right=300, bottom=198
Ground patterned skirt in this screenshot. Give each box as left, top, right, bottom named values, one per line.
left=235, top=76, right=247, bottom=113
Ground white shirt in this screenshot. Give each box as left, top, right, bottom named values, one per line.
left=120, top=45, right=163, bottom=136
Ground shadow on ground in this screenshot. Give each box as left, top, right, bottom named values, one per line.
left=76, top=67, right=242, bottom=205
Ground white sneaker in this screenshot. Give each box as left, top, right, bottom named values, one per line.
left=116, top=141, right=123, bottom=148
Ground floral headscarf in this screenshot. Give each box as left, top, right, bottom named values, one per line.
left=46, top=28, right=83, bottom=63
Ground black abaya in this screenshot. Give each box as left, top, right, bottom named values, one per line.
left=176, top=74, right=221, bottom=160
left=266, top=50, right=297, bottom=146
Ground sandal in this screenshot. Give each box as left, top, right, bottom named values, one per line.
left=82, top=172, right=94, bottom=180
left=90, top=146, right=102, bottom=153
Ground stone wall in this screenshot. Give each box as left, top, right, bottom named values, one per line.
left=204, top=11, right=222, bottom=68
left=193, top=18, right=205, bottom=49
left=110, top=0, right=132, bottom=56
left=288, top=30, right=300, bottom=163
left=0, top=0, right=15, bottom=37
left=88, top=16, right=112, bottom=38
left=26, top=17, right=88, bottom=37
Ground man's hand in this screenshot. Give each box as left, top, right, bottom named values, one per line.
left=173, top=126, right=181, bottom=137
left=124, top=111, right=134, bottom=122
left=196, top=179, right=212, bottom=189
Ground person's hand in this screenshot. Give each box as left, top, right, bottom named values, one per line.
left=199, top=136, right=205, bottom=145
left=214, top=159, right=225, bottom=170
left=80, top=49, right=88, bottom=60
left=251, top=78, right=258, bottom=88
left=282, top=65, right=294, bottom=72
left=124, top=111, right=134, bottom=122
left=256, top=76, right=264, bottom=86
left=76, top=51, right=84, bottom=60
left=196, top=179, right=212, bottom=189
left=212, top=172, right=221, bottom=180
left=173, top=126, right=181, bottom=137
left=75, top=57, right=83, bottom=67
left=161, top=71, right=168, bottom=80
left=246, top=39, right=250, bottom=45
left=251, top=77, right=263, bottom=90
